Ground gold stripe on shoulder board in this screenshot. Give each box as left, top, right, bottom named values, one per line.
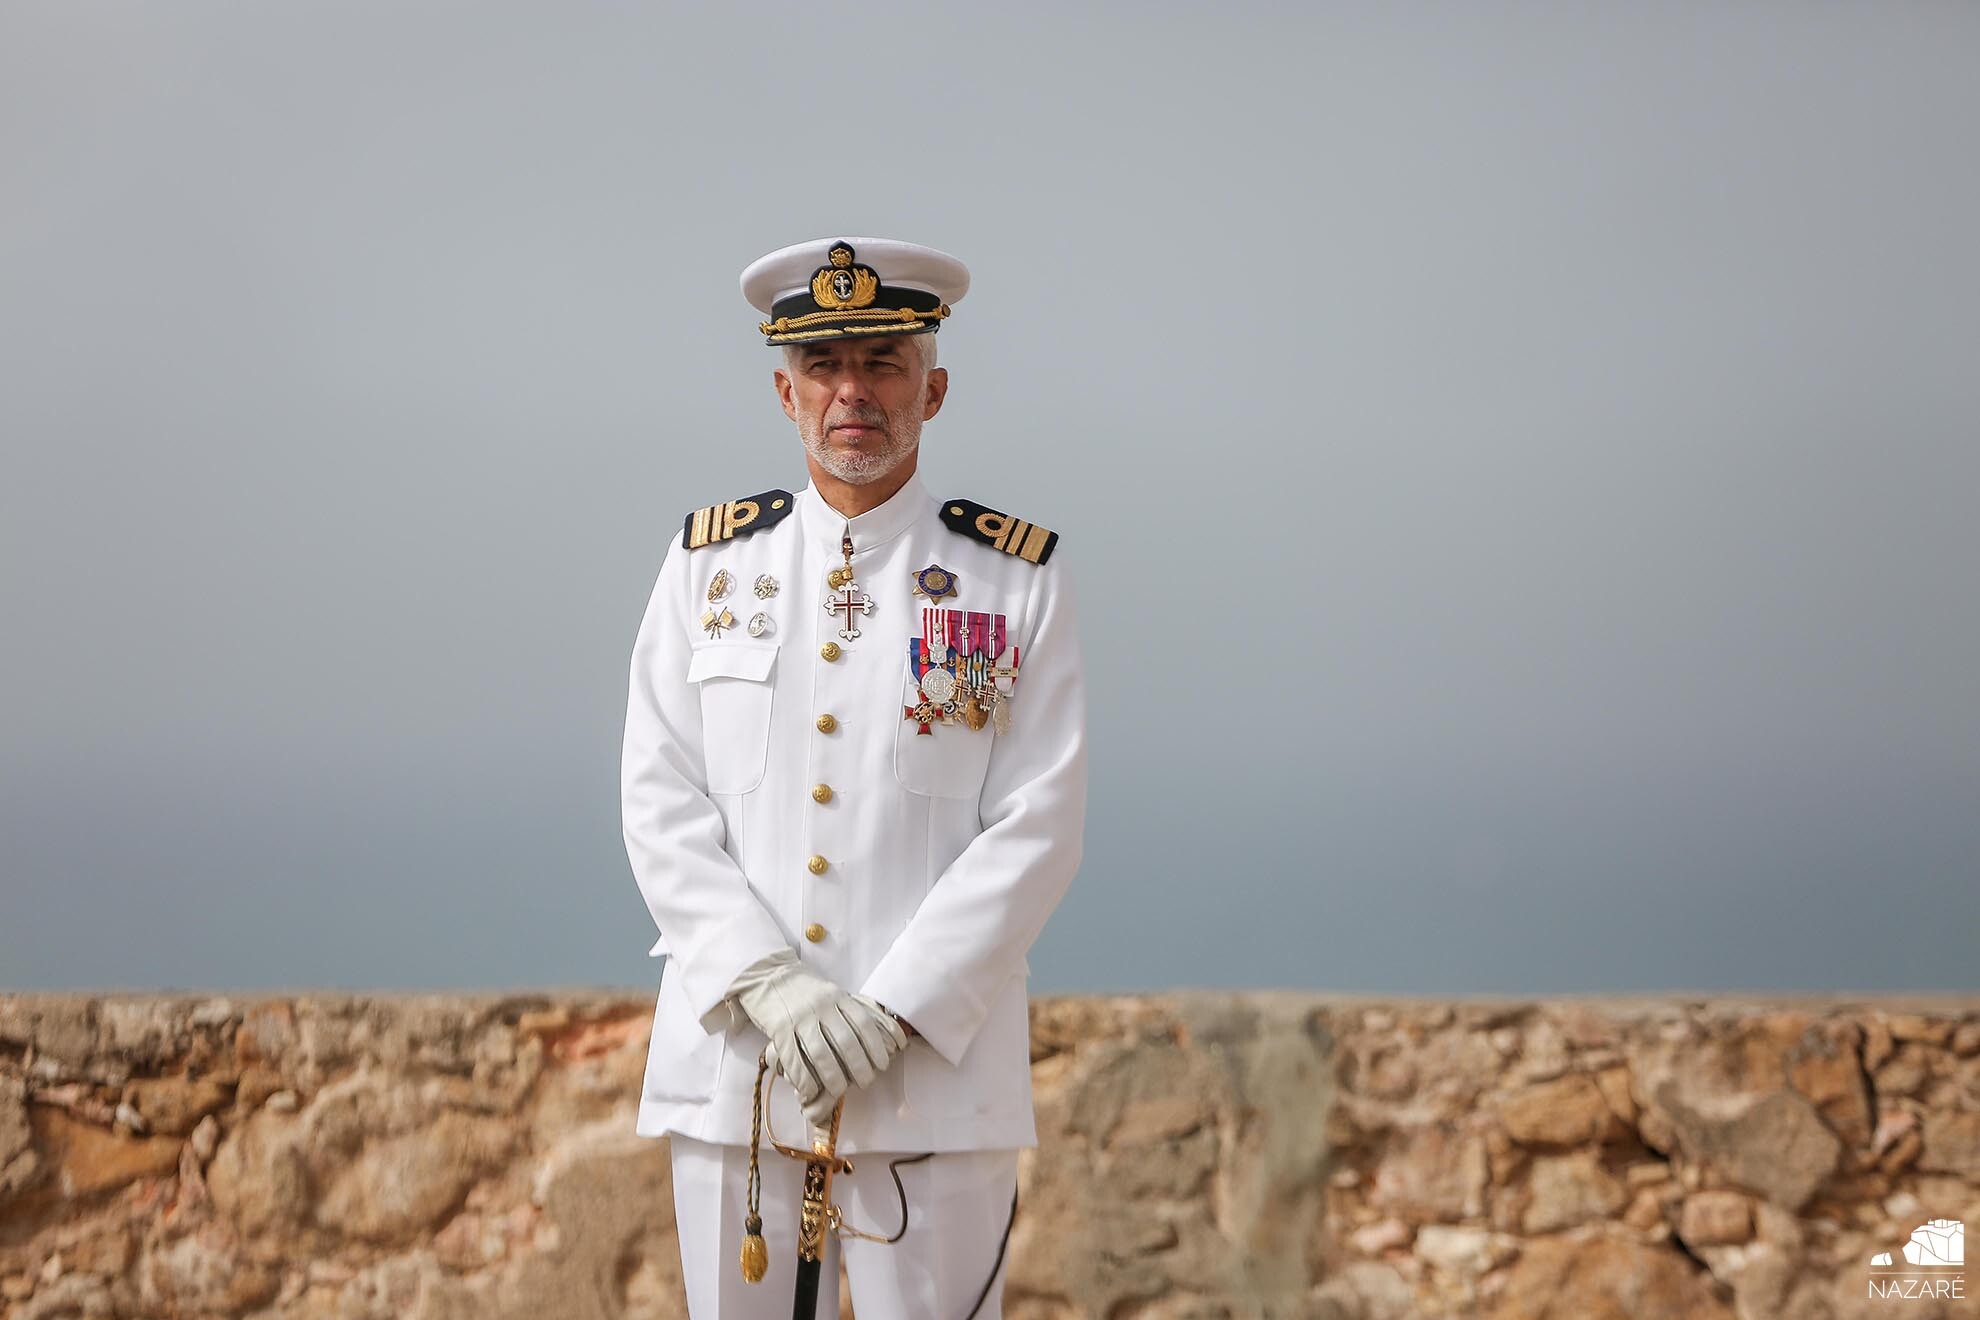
left=682, top=489, right=795, bottom=550
left=940, top=498, right=1059, bottom=565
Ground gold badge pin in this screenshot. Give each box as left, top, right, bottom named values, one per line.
left=809, top=242, right=880, bottom=311
left=912, top=563, right=960, bottom=602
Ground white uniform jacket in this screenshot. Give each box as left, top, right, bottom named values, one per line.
left=621, top=469, right=1087, bottom=1153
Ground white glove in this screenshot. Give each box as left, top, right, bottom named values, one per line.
left=726, top=949, right=908, bottom=1131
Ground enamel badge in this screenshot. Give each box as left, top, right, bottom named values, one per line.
left=912, top=563, right=960, bottom=603
left=823, top=530, right=872, bottom=641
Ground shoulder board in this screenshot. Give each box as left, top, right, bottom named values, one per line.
left=681, top=489, right=795, bottom=550
left=939, top=497, right=1059, bottom=565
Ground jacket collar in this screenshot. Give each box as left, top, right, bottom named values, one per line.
left=798, top=466, right=929, bottom=553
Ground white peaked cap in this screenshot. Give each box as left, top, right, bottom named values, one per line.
left=739, top=236, right=969, bottom=345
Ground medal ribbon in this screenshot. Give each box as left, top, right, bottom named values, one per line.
left=915, top=608, right=1016, bottom=708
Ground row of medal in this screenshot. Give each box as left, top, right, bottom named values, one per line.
left=908, top=606, right=1020, bottom=735
left=699, top=541, right=1020, bottom=735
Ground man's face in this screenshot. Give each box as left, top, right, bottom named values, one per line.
left=774, top=335, right=948, bottom=485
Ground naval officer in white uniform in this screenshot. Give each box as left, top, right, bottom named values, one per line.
left=620, top=236, right=1088, bottom=1318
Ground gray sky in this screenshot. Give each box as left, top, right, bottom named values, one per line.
left=3, top=2, right=1976, bottom=995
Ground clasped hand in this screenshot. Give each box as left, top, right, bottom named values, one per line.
left=729, top=949, right=909, bottom=1131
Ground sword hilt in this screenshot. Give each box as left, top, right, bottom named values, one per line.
left=798, top=1096, right=846, bottom=1263
left=791, top=1095, right=846, bottom=1320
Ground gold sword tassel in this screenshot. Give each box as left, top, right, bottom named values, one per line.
left=741, top=1051, right=771, bottom=1282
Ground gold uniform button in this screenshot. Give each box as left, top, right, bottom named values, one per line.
left=805, top=923, right=826, bottom=943
left=811, top=783, right=834, bottom=804
left=819, top=642, right=841, bottom=662
left=807, top=854, right=828, bottom=875
left=815, top=713, right=838, bottom=733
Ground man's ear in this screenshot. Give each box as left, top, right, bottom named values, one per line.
left=773, top=367, right=798, bottom=422
left=922, top=365, right=949, bottom=422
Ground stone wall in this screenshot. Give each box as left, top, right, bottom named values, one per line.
left=1, top=992, right=1975, bottom=1319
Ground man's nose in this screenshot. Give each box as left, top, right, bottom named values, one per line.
left=834, top=370, right=873, bottom=406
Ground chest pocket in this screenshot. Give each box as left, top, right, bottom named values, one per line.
left=688, top=640, right=779, bottom=794
left=892, top=660, right=998, bottom=800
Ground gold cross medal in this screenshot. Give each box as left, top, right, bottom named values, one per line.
left=823, top=531, right=873, bottom=641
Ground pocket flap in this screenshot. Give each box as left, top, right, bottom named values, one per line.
left=686, top=641, right=778, bottom=683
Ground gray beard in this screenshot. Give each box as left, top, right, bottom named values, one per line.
left=801, top=414, right=921, bottom=485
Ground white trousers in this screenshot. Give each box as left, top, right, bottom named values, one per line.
left=668, top=1133, right=1020, bottom=1320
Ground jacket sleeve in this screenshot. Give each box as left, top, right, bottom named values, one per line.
left=858, top=551, right=1089, bottom=1066
left=622, top=538, right=793, bottom=1034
